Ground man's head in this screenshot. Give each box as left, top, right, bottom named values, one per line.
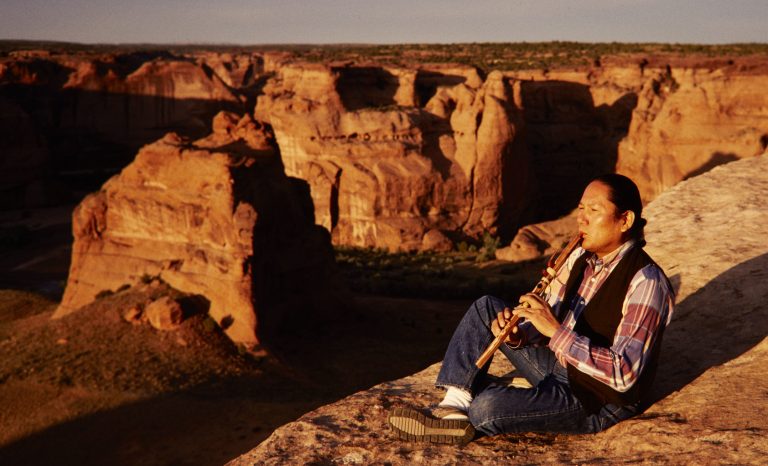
left=577, top=174, right=646, bottom=257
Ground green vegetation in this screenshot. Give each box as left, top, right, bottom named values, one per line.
left=3, top=40, right=767, bottom=74
left=334, top=243, right=541, bottom=301
left=292, top=42, right=768, bottom=72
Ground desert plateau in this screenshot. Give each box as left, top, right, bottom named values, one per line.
left=1, top=40, right=767, bottom=465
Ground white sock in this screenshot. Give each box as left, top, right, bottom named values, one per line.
left=439, top=386, right=473, bottom=414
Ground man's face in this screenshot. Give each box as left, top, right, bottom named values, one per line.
left=577, top=181, right=630, bottom=258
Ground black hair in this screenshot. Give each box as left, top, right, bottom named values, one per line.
left=591, top=174, right=647, bottom=246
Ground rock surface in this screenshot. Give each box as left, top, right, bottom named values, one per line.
left=0, top=50, right=261, bottom=207
left=3, top=50, right=767, bottom=253
left=145, top=296, right=183, bottom=331
left=254, top=59, right=768, bottom=250
left=255, top=63, right=532, bottom=250
left=228, top=155, right=768, bottom=465
left=495, top=213, right=578, bottom=262
left=616, top=64, right=768, bottom=201
left=55, top=111, right=341, bottom=346
left=505, top=62, right=768, bottom=211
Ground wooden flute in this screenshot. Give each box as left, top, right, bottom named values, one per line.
left=474, top=234, right=583, bottom=368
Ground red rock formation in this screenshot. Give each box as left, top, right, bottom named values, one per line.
left=0, top=51, right=264, bottom=208
left=55, top=112, right=340, bottom=346
left=616, top=64, right=768, bottom=200
left=255, top=63, right=533, bottom=250
left=3, top=49, right=767, bottom=253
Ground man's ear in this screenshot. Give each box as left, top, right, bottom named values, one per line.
left=621, top=210, right=635, bottom=232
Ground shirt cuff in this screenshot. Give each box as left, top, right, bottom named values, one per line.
left=548, top=325, right=577, bottom=361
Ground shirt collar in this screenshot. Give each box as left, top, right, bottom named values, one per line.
left=586, top=238, right=637, bottom=272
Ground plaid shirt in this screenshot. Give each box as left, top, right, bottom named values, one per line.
left=541, top=239, right=675, bottom=393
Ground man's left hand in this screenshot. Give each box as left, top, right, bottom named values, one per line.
left=512, top=293, right=561, bottom=338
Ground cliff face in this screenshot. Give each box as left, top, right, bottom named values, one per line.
left=0, top=51, right=261, bottom=207
left=254, top=63, right=532, bottom=249
left=253, top=58, right=768, bottom=250
left=227, top=154, right=768, bottom=465
left=616, top=65, right=768, bottom=200
left=55, top=112, right=341, bottom=346
left=2, top=50, right=767, bottom=251
left=506, top=59, right=768, bottom=205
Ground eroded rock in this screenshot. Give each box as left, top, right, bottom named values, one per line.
left=55, top=111, right=341, bottom=347
left=255, top=63, right=533, bottom=250
left=145, top=297, right=183, bottom=331
left=616, top=65, right=768, bottom=201
left=0, top=50, right=267, bottom=208
left=496, top=213, right=578, bottom=262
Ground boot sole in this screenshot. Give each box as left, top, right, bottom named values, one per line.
left=387, top=408, right=475, bottom=445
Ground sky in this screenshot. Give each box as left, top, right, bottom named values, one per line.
left=1, top=0, right=766, bottom=45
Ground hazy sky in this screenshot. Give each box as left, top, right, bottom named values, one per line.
left=1, top=0, right=765, bottom=44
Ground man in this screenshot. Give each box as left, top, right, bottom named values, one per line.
left=388, top=174, right=675, bottom=444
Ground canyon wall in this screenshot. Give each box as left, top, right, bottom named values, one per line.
left=2, top=49, right=767, bottom=250
left=254, top=63, right=532, bottom=249
left=253, top=56, right=768, bottom=249
left=507, top=59, right=768, bottom=202
left=54, top=112, right=341, bottom=346
left=616, top=66, right=768, bottom=200
left=0, top=50, right=273, bottom=207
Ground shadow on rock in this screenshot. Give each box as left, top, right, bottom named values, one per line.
left=652, top=252, right=768, bottom=402
left=0, top=377, right=320, bottom=466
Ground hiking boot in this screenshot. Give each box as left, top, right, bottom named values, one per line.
left=387, top=407, right=475, bottom=445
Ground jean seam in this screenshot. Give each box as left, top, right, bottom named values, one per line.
left=435, top=382, right=471, bottom=391
left=522, top=350, right=548, bottom=380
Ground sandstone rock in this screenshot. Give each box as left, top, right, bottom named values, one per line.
left=505, top=62, right=768, bottom=214
left=255, top=62, right=533, bottom=250
left=0, top=51, right=266, bottom=209
left=229, top=155, right=768, bottom=465
left=616, top=65, right=768, bottom=201
left=55, top=113, right=342, bottom=347
left=420, top=229, right=453, bottom=253
left=496, top=213, right=578, bottom=262
left=196, top=52, right=265, bottom=89
left=145, top=297, right=183, bottom=331
left=122, top=306, right=143, bottom=324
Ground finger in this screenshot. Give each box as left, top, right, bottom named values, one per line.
left=520, top=293, right=545, bottom=308
left=503, top=307, right=513, bottom=319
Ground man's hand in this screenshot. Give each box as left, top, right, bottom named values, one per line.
left=512, top=293, right=561, bottom=338
left=490, top=307, right=524, bottom=345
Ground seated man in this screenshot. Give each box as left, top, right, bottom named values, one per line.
left=388, top=174, right=675, bottom=444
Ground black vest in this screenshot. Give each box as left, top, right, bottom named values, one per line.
left=562, top=245, right=666, bottom=414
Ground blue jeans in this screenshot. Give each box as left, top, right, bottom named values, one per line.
left=436, top=295, right=638, bottom=436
